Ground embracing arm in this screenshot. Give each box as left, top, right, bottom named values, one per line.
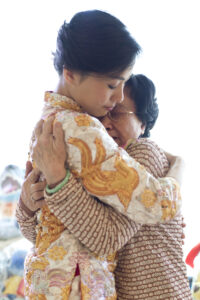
left=15, top=159, right=140, bottom=254
left=15, top=162, right=45, bottom=244
left=15, top=202, right=37, bottom=244
left=55, top=112, right=181, bottom=224
left=45, top=173, right=140, bottom=255
left=45, top=138, right=176, bottom=255
left=29, top=118, right=182, bottom=255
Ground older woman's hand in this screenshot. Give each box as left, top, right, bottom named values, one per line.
left=20, top=161, right=46, bottom=216
left=164, top=151, right=185, bottom=186
left=32, top=117, right=67, bottom=187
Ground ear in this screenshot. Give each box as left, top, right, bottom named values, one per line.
left=63, top=68, right=79, bottom=86
left=141, top=123, right=146, bottom=135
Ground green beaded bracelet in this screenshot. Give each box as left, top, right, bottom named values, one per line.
left=46, top=169, right=71, bottom=194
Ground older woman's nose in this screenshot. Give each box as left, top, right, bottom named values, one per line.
left=101, top=115, right=113, bottom=130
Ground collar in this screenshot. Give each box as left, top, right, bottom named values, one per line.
left=44, top=91, right=82, bottom=113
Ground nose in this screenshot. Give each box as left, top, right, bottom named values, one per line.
left=101, top=115, right=113, bottom=131
left=112, top=85, right=124, bottom=104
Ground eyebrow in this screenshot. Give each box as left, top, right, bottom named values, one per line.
left=109, top=75, right=125, bottom=81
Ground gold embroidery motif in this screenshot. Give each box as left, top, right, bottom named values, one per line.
left=48, top=246, right=67, bottom=261
left=68, top=137, right=139, bottom=210
left=45, top=92, right=81, bottom=112
left=106, top=295, right=117, bottom=300
left=81, top=282, right=91, bottom=300
left=75, top=115, right=92, bottom=127
left=27, top=294, right=47, bottom=300
left=61, top=285, right=71, bottom=299
left=107, top=252, right=116, bottom=262
left=25, top=205, right=65, bottom=298
left=36, top=205, right=65, bottom=255
left=161, top=199, right=177, bottom=220
left=30, top=256, right=49, bottom=270
left=141, top=189, right=157, bottom=208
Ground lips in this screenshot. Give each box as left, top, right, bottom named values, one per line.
left=104, top=106, right=114, bottom=111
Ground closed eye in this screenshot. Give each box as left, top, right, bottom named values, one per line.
left=108, top=84, right=117, bottom=89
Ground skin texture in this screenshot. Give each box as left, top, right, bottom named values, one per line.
left=55, top=67, right=133, bottom=117
left=20, top=161, right=45, bottom=216
left=101, top=87, right=145, bottom=146
left=21, top=109, right=186, bottom=240
left=32, top=118, right=66, bottom=186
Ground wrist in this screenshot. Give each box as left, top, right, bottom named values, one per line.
left=46, top=169, right=71, bottom=194
left=46, top=169, right=67, bottom=187
left=19, top=196, right=36, bottom=217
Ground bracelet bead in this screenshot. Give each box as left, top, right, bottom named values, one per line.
left=46, top=169, right=71, bottom=194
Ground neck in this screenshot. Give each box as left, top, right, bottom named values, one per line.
left=54, top=76, right=72, bottom=99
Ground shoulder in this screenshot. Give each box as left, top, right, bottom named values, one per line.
left=127, top=138, right=169, bottom=178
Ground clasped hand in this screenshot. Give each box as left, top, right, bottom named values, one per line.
left=20, top=117, right=67, bottom=215
left=32, top=117, right=67, bottom=186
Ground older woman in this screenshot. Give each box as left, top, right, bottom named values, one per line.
left=16, top=75, right=191, bottom=299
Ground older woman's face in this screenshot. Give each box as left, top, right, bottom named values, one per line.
left=101, top=87, right=145, bottom=147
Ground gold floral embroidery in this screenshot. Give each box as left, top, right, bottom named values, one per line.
left=75, top=115, right=92, bottom=127
left=53, top=100, right=81, bottom=112
left=107, top=252, right=116, bottom=262
left=161, top=199, right=177, bottom=220
left=81, top=282, right=91, bottom=300
left=68, top=137, right=139, bottom=210
left=25, top=205, right=65, bottom=298
left=24, top=255, right=49, bottom=298
left=61, top=285, right=71, bottom=299
left=141, top=189, right=157, bottom=208
left=48, top=246, right=67, bottom=261
left=35, top=205, right=64, bottom=255
left=106, top=294, right=117, bottom=300
left=107, top=252, right=117, bottom=272
left=30, top=256, right=49, bottom=270
left=25, top=294, right=47, bottom=300
left=45, top=91, right=81, bottom=112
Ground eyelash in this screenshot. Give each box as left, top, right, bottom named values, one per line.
left=108, top=84, right=117, bottom=90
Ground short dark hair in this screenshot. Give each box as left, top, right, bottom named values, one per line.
left=53, top=10, right=141, bottom=76
left=126, top=74, right=159, bottom=138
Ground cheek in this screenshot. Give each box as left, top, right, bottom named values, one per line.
left=129, top=120, right=143, bottom=139
left=116, top=120, right=131, bottom=144
left=123, top=118, right=140, bottom=140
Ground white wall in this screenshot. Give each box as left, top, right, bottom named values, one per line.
left=0, top=0, right=199, bottom=264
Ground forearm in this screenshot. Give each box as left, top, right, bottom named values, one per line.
left=58, top=113, right=181, bottom=224
left=45, top=174, right=141, bottom=256
left=15, top=202, right=37, bottom=244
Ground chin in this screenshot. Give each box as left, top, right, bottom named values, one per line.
left=112, top=137, right=121, bottom=146
left=91, top=110, right=106, bottom=118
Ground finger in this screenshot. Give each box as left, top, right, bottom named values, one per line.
left=53, top=121, right=65, bottom=148
left=34, top=119, right=44, bottom=138
left=25, top=161, right=33, bottom=178
left=30, top=181, right=46, bottom=194
left=32, top=191, right=44, bottom=201
left=34, top=199, right=46, bottom=209
left=43, top=116, right=55, bottom=136
left=27, top=168, right=41, bottom=184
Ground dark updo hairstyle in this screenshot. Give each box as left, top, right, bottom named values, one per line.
left=53, top=10, right=141, bottom=76
left=126, top=74, right=159, bottom=138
